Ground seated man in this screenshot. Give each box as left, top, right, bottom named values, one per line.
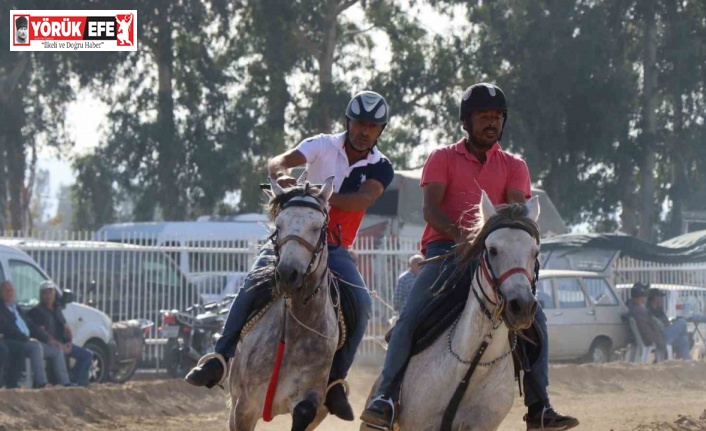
left=646, top=288, right=691, bottom=360
left=186, top=91, right=395, bottom=420
left=0, top=281, right=48, bottom=388
left=626, top=283, right=665, bottom=353
left=29, top=281, right=92, bottom=385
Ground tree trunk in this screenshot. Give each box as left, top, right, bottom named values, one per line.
left=664, top=0, right=687, bottom=238
left=153, top=3, right=182, bottom=221
left=317, top=3, right=338, bottom=134
left=637, top=0, right=658, bottom=242
left=6, top=127, right=25, bottom=232
left=0, top=135, right=7, bottom=231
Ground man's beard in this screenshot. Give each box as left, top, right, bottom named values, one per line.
left=468, top=132, right=496, bottom=150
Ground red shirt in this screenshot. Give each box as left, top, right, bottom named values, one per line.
left=419, top=139, right=531, bottom=252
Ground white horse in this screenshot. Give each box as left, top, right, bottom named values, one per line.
left=229, top=177, right=339, bottom=431
left=363, top=191, right=541, bottom=431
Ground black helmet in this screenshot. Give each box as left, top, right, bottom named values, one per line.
left=345, top=91, right=389, bottom=125
left=459, top=83, right=507, bottom=121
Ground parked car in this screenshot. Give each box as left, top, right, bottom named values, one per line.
left=537, top=269, right=631, bottom=363
left=0, top=243, right=116, bottom=383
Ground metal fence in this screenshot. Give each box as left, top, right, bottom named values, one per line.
left=0, top=230, right=421, bottom=367
left=5, top=229, right=705, bottom=369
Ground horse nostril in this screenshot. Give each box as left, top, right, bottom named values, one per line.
left=508, top=299, right=523, bottom=316
left=287, top=269, right=299, bottom=285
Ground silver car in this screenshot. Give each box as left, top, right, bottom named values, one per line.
left=537, top=270, right=631, bottom=363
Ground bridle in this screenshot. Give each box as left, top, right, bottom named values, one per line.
left=269, top=194, right=329, bottom=302
left=471, top=222, right=540, bottom=324
left=441, top=220, right=542, bottom=431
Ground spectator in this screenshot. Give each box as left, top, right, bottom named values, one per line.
left=393, top=254, right=424, bottom=313
left=0, top=337, right=7, bottom=387
left=647, top=288, right=691, bottom=360
left=0, top=281, right=48, bottom=388
left=29, top=281, right=92, bottom=386
left=627, top=282, right=665, bottom=353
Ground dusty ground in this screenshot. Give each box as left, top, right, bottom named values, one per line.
left=1, top=361, right=705, bottom=431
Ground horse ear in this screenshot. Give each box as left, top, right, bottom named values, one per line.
left=480, top=190, right=496, bottom=223
left=269, top=177, right=285, bottom=196
left=526, top=195, right=541, bottom=222
left=318, top=176, right=335, bottom=202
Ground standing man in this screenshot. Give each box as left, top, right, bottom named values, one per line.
left=393, top=254, right=423, bottom=314
left=28, top=281, right=93, bottom=386
left=186, top=91, right=395, bottom=420
left=361, top=83, right=578, bottom=431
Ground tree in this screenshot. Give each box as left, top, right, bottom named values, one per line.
left=71, top=153, right=115, bottom=231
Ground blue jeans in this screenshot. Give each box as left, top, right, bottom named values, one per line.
left=664, top=318, right=691, bottom=360
left=41, top=342, right=70, bottom=386
left=216, top=244, right=372, bottom=382
left=69, top=344, right=93, bottom=386
left=376, top=240, right=550, bottom=408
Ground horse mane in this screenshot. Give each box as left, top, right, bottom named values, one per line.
left=443, top=202, right=540, bottom=292
left=264, top=182, right=326, bottom=222
left=247, top=183, right=327, bottom=292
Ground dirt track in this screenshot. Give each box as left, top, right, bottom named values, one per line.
left=1, top=361, right=706, bottom=431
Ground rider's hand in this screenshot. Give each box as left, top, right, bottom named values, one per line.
left=275, top=175, right=298, bottom=189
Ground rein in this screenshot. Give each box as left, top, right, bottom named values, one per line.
left=440, top=222, right=540, bottom=431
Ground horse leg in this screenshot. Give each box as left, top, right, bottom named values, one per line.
left=304, top=405, right=329, bottom=431
left=231, top=398, right=258, bottom=431
left=292, top=390, right=322, bottom=431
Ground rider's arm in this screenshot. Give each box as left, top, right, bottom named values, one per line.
left=267, top=149, right=306, bottom=180
left=329, top=179, right=385, bottom=211
left=506, top=188, right=527, bottom=204
left=423, top=182, right=465, bottom=243
left=506, top=158, right=531, bottom=204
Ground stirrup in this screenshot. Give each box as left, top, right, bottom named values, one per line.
left=326, top=379, right=350, bottom=397
left=362, top=395, right=395, bottom=430
left=196, top=352, right=228, bottom=386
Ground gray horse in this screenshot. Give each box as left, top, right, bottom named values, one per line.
left=362, top=191, right=541, bottom=431
left=229, top=177, right=339, bottom=431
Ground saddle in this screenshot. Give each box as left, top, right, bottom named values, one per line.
left=242, top=274, right=357, bottom=350
left=384, top=279, right=543, bottom=380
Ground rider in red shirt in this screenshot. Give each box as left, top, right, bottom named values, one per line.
left=361, top=83, right=578, bottom=431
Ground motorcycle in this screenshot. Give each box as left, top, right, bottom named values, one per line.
left=160, top=294, right=234, bottom=378
left=111, top=318, right=154, bottom=383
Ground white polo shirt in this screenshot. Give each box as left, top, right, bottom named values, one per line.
left=295, top=131, right=394, bottom=247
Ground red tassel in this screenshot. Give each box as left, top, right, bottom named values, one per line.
left=263, top=340, right=286, bottom=422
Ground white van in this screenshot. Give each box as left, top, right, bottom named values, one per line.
left=95, top=217, right=270, bottom=278
left=0, top=244, right=116, bottom=383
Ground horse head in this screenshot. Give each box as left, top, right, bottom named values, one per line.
left=475, top=191, right=541, bottom=331
left=267, top=176, right=335, bottom=299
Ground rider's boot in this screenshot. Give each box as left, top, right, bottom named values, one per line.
left=324, top=381, right=354, bottom=421
left=185, top=354, right=228, bottom=388
left=360, top=395, right=395, bottom=430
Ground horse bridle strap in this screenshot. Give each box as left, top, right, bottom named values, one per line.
left=440, top=338, right=490, bottom=431
left=272, top=196, right=329, bottom=301
left=276, top=235, right=319, bottom=253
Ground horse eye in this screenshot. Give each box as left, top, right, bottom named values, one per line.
left=488, top=247, right=498, bottom=257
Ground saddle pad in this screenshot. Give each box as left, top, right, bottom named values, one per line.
left=385, top=283, right=543, bottom=364
left=384, top=280, right=469, bottom=356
